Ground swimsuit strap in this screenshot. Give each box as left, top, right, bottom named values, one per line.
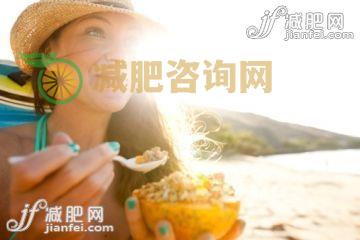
left=34, top=113, right=50, bottom=152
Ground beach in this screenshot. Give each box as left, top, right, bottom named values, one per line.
left=188, top=150, right=360, bottom=240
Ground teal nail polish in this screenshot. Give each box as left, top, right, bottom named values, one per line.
left=159, top=224, right=169, bottom=236
left=108, top=141, right=120, bottom=153
left=68, top=143, right=80, bottom=153
left=127, top=198, right=136, bottom=210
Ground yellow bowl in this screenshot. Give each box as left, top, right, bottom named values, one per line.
left=138, top=198, right=240, bottom=239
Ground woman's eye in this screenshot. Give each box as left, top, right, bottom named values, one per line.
left=85, top=27, right=106, bottom=39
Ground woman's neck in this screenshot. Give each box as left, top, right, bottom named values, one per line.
left=47, top=101, right=112, bottom=150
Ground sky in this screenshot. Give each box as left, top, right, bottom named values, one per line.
left=1, top=0, right=360, bottom=137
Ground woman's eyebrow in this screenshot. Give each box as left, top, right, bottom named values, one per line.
left=76, top=15, right=112, bottom=25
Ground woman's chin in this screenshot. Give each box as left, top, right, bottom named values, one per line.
left=90, top=100, right=127, bottom=112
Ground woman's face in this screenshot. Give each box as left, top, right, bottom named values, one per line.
left=49, top=12, right=142, bottom=112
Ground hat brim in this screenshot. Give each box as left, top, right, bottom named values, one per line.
left=11, top=1, right=166, bottom=75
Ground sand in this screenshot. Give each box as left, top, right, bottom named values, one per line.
left=188, top=154, right=360, bottom=240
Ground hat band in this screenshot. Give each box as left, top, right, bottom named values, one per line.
left=92, top=1, right=133, bottom=10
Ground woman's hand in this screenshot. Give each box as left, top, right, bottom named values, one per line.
left=124, top=196, right=245, bottom=240
left=9, top=132, right=119, bottom=240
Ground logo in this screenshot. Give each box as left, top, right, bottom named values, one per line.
left=21, top=52, right=83, bottom=105
left=20, top=54, right=272, bottom=94
left=6, top=199, right=113, bottom=234
left=7, top=199, right=48, bottom=232
left=246, top=6, right=355, bottom=40
left=246, top=6, right=288, bottom=39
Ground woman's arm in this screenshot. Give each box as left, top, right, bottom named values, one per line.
left=0, top=129, right=22, bottom=239
left=3, top=130, right=118, bottom=240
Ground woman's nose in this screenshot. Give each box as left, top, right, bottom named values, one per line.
left=104, top=47, right=125, bottom=61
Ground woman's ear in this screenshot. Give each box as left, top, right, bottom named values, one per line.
left=44, top=44, right=51, bottom=54
left=45, top=37, right=60, bottom=55
left=45, top=41, right=55, bottom=54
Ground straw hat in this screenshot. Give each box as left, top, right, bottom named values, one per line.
left=10, top=0, right=163, bottom=75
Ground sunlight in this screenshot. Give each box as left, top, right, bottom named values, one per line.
left=132, top=0, right=360, bottom=137
left=1, top=0, right=359, bottom=136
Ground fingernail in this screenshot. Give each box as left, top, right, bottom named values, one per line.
left=8, top=156, right=25, bottom=164
left=158, top=223, right=169, bottom=236
left=107, top=141, right=120, bottom=154
left=68, top=143, right=80, bottom=153
left=127, top=197, right=136, bottom=210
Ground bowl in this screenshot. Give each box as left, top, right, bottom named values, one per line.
left=133, top=171, right=240, bottom=239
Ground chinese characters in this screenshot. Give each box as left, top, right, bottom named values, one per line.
left=92, top=60, right=272, bottom=93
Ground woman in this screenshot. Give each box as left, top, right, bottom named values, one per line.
left=0, top=0, right=244, bottom=239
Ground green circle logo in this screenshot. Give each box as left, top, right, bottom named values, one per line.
left=21, top=52, right=83, bottom=105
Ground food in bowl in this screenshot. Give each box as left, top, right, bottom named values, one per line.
left=133, top=171, right=240, bottom=239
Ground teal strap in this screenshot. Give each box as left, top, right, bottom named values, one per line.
left=40, top=114, right=49, bottom=150
left=34, top=113, right=50, bottom=152
left=9, top=232, right=17, bottom=240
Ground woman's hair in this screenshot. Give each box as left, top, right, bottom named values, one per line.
left=31, top=22, right=186, bottom=205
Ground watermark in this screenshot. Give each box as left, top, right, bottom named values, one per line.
left=91, top=59, right=272, bottom=93
left=6, top=199, right=114, bottom=234
left=21, top=52, right=83, bottom=105
left=246, top=6, right=355, bottom=41
left=21, top=53, right=272, bottom=103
